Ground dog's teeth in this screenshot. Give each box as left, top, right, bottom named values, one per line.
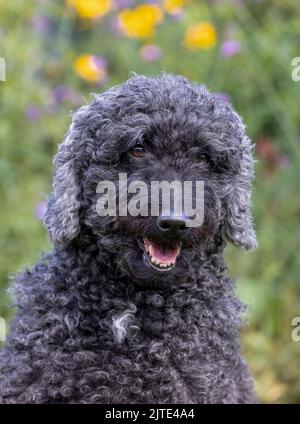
left=149, top=245, right=154, bottom=257
left=148, top=251, right=176, bottom=269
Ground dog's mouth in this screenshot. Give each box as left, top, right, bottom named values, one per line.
left=142, top=238, right=181, bottom=272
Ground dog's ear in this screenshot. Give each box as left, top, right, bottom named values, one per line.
left=44, top=123, right=81, bottom=244
left=223, top=134, right=257, bottom=250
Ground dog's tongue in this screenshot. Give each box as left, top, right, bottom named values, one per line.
left=146, top=240, right=180, bottom=265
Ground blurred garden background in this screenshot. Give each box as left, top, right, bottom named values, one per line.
left=0, top=0, right=300, bottom=403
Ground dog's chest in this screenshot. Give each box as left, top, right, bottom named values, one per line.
left=105, top=308, right=209, bottom=403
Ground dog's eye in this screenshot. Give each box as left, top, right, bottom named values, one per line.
left=197, top=154, right=209, bottom=164
left=130, top=144, right=145, bottom=158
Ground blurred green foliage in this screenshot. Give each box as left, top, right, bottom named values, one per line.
left=0, top=0, right=300, bottom=403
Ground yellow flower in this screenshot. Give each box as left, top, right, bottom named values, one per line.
left=163, top=0, right=190, bottom=14
left=73, top=55, right=107, bottom=83
left=183, top=21, right=217, bottom=50
left=67, top=0, right=112, bottom=19
left=118, top=4, right=163, bottom=39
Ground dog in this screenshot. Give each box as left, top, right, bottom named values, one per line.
left=0, top=74, right=257, bottom=403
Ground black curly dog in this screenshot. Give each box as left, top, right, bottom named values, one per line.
left=0, top=74, right=257, bottom=403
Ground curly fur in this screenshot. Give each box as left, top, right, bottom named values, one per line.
left=0, top=74, right=257, bottom=403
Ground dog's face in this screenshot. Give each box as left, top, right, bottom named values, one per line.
left=44, top=75, right=257, bottom=285
left=81, top=121, right=222, bottom=283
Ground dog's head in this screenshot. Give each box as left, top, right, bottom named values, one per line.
left=44, top=74, right=256, bottom=285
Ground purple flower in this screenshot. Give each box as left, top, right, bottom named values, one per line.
left=32, top=15, right=51, bottom=32
left=140, top=45, right=161, bottom=62
left=214, top=92, right=231, bottom=103
left=170, top=10, right=184, bottom=21
left=113, top=0, right=133, bottom=10
left=109, top=16, right=123, bottom=34
left=25, top=105, right=41, bottom=122
left=92, top=55, right=107, bottom=70
left=220, top=40, right=241, bottom=57
left=52, top=86, right=82, bottom=106
left=34, top=201, right=47, bottom=220
left=52, top=86, right=70, bottom=103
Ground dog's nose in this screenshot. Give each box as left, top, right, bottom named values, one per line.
left=157, top=215, right=188, bottom=234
